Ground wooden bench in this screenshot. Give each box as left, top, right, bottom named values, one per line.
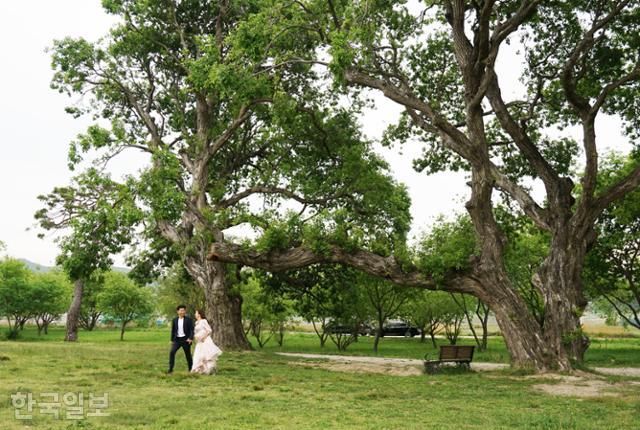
left=424, top=345, right=475, bottom=374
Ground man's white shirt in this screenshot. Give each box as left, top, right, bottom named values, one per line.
left=177, top=317, right=185, bottom=337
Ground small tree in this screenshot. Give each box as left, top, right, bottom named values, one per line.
left=362, top=274, right=410, bottom=353
left=283, top=265, right=370, bottom=351
left=293, top=285, right=332, bottom=348
left=240, top=274, right=294, bottom=348
left=443, top=295, right=466, bottom=345
left=326, top=280, right=367, bottom=352
left=241, top=276, right=273, bottom=348
left=271, top=298, right=295, bottom=348
left=97, top=272, right=154, bottom=340
left=0, top=259, right=34, bottom=339
left=31, top=271, right=72, bottom=335
left=266, top=265, right=361, bottom=349
left=451, top=293, right=490, bottom=351
left=403, top=290, right=452, bottom=347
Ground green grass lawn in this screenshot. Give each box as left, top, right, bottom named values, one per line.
left=10, top=326, right=640, bottom=367
left=1, top=326, right=639, bottom=429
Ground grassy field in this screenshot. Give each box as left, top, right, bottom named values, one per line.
left=1, top=326, right=639, bottom=429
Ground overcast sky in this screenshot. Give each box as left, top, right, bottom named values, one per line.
left=0, top=1, right=631, bottom=267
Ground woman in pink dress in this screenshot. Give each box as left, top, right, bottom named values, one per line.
left=190, top=309, right=222, bottom=374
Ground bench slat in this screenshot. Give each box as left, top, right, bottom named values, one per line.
left=438, top=345, right=475, bottom=361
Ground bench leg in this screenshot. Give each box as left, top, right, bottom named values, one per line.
left=424, top=362, right=440, bottom=374
left=458, top=362, right=471, bottom=371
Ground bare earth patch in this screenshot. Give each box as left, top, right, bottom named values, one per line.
left=293, top=360, right=422, bottom=376
left=531, top=374, right=623, bottom=398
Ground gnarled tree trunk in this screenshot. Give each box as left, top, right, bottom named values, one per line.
left=473, top=233, right=591, bottom=371
left=65, top=279, right=84, bottom=342
left=536, top=231, right=591, bottom=364
left=483, top=285, right=559, bottom=371
left=465, top=166, right=579, bottom=372
left=185, top=257, right=251, bottom=350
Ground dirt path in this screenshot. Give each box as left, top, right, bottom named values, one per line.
left=276, top=352, right=640, bottom=376
left=278, top=352, right=640, bottom=398
left=594, top=367, right=640, bottom=377
left=276, top=352, right=506, bottom=374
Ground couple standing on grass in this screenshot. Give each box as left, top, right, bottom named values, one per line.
left=167, top=305, right=222, bottom=375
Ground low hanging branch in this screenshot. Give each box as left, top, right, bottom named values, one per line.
left=208, top=241, right=482, bottom=296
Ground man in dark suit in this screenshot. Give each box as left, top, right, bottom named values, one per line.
left=167, top=304, right=194, bottom=373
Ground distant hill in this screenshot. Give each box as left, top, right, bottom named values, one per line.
left=19, top=259, right=52, bottom=272
left=18, top=258, right=130, bottom=273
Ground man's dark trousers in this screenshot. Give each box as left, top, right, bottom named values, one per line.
left=169, top=336, right=193, bottom=371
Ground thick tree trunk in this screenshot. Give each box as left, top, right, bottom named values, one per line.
left=470, top=265, right=572, bottom=371
left=185, top=258, right=251, bottom=350
left=65, top=279, right=84, bottom=342
left=461, top=249, right=590, bottom=372
left=536, top=235, right=591, bottom=364
left=480, top=264, right=588, bottom=372
left=463, top=165, right=582, bottom=371
left=489, top=293, right=558, bottom=370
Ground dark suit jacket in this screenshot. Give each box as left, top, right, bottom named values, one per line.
left=170, top=316, right=194, bottom=342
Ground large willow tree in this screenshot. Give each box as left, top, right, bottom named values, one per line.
left=39, top=0, right=410, bottom=349
left=208, top=1, right=640, bottom=370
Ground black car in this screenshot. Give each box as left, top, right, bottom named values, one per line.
left=326, top=322, right=372, bottom=336
left=380, top=322, right=420, bottom=337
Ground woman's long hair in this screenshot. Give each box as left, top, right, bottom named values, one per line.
left=195, top=309, right=207, bottom=321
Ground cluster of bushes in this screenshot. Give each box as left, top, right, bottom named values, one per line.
left=0, top=258, right=154, bottom=340
left=0, top=259, right=71, bottom=338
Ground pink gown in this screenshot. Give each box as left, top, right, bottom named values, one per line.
left=190, top=319, right=222, bottom=374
